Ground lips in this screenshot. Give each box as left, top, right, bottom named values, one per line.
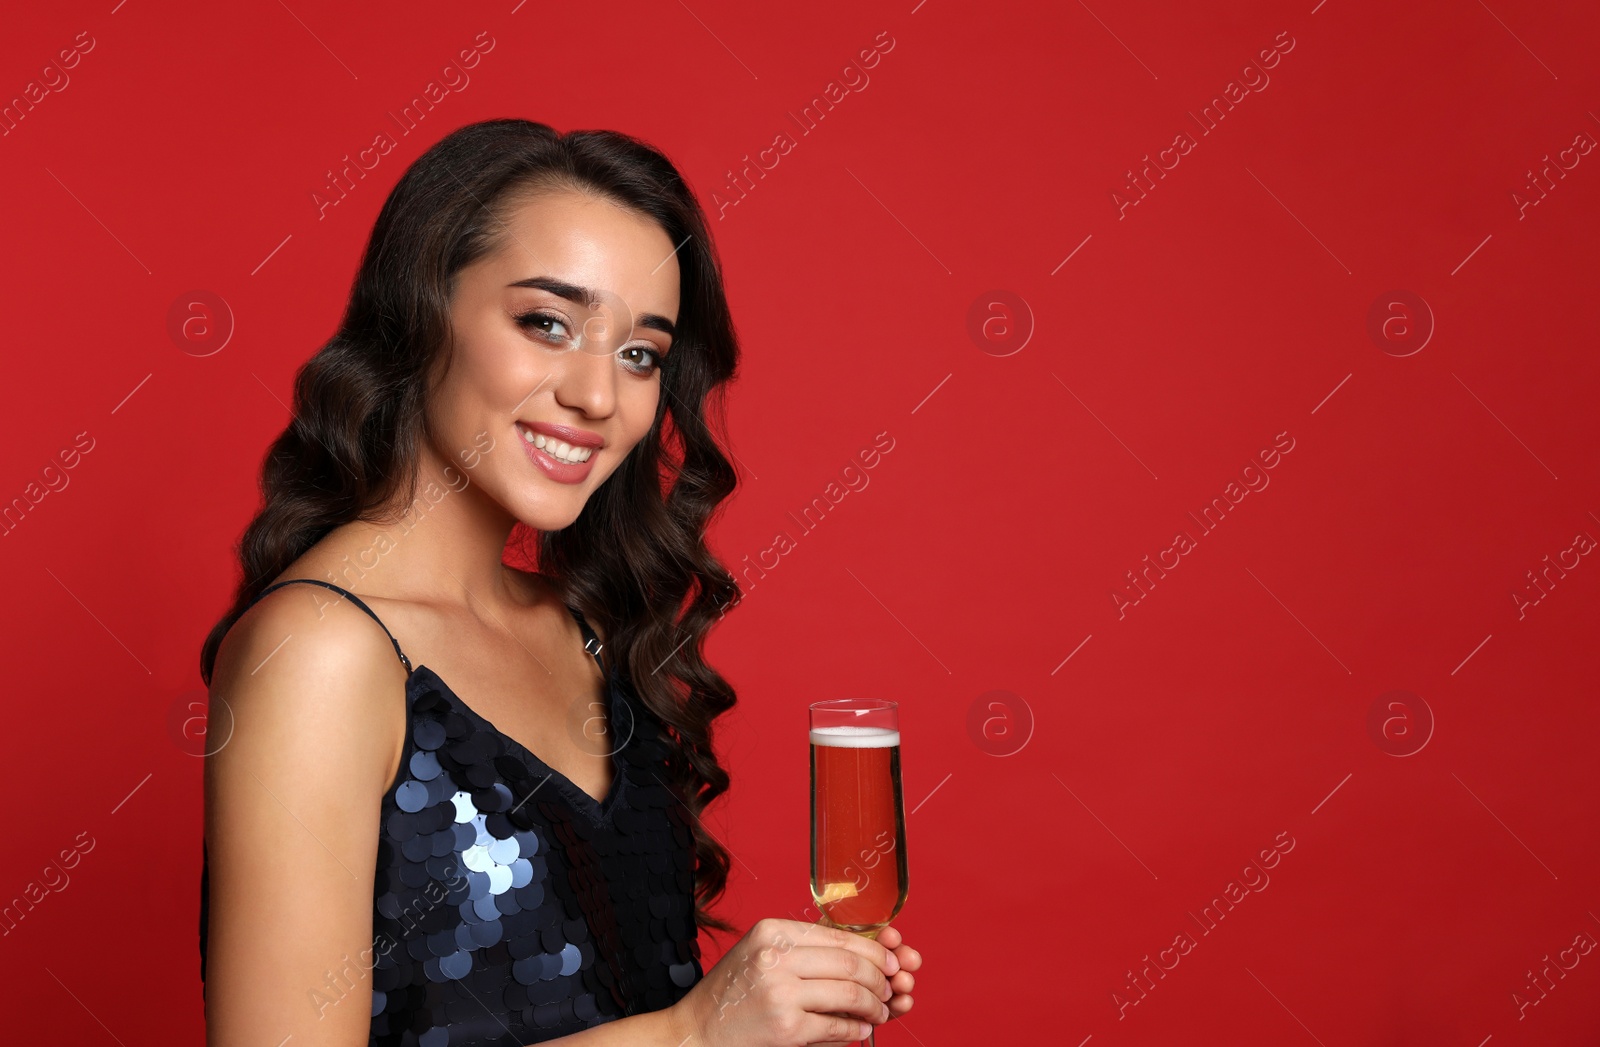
left=515, top=421, right=599, bottom=485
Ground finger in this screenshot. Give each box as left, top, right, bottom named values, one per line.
left=793, top=979, right=892, bottom=1025
left=779, top=945, right=892, bottom=1000
left=888, top=992, right=915, bottom=1017
left=875, top=924, right=903, bottom=950
left=803, top=1013, right=875, bottom=1045
left=889, top=970, right=915, bottom=994
left=785, top=920, right=899, bottom=975
left=893, top=943, right=923, bottom=971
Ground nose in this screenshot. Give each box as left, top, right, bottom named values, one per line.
left=551, top=341, right=618, bottom=420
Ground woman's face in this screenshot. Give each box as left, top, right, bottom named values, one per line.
left=427, top=186, right=680, bottom=531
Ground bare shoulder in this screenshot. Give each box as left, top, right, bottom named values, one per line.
left=208, top=581, right=410, bottom=789
left=202, top=580, right=410, bottom=1043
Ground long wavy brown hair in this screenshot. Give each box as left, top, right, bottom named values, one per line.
left=199, top=118, right=742, bottom=935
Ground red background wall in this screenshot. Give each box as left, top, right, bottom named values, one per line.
left=3, top=1, right=1598, bottom=1043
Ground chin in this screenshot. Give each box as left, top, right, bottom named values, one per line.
left=510, top=497, right=588, bottom=534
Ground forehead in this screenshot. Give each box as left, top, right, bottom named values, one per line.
left=482, top=187, right=680, bottom=321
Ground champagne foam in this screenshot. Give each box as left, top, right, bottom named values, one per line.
left=809, top=725, right=900, bottom=748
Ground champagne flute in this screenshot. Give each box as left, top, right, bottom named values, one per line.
left=809, top=699, right=908, bottom=1046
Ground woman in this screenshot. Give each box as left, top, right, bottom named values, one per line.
left=198, top=119, right=921, bottom=1046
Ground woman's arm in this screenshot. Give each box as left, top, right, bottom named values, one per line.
left=204, top=584, right=906, bottom=1047
left=203, top=586, right=412, bottom=1046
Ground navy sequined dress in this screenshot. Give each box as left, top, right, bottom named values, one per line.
left=200, top=578, right=704, bottom=1045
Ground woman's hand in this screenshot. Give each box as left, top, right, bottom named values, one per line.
left=809, top=923, right=922, bottom=1047
left=666, top=918, right=906, bottom=1046
left=875, top=923, right=921, bottom=1019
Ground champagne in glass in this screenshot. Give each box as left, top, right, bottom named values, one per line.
left=810, top=699, right=908, bottom=1044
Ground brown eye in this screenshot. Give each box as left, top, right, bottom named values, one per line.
left=620, top=346, right=662, bottom=376
left=514, top=310, right=572, bottom=345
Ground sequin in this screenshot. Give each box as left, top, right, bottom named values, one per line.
left=396, top=780, right=430, bottom=812
left=410, top=750, right=442, bottom=781
left=199, top=578, right=704, bottom=1046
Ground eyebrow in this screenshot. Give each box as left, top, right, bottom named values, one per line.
left=508, top=275, right=677, bottom=341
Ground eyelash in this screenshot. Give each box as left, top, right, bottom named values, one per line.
left=513, top=309, right=664, bottom=377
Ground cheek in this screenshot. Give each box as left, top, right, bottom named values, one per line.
left=620, top=382, right=661, bottom=448
left=437, top=342, right=540, bottom=434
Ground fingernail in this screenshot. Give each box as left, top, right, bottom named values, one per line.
left=886, top=952, right=900, bottom=974
left=859, top=1022, right=874, bottom=1039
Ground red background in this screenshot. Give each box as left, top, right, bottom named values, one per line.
left=3, top=0, right=1598, bottom=1043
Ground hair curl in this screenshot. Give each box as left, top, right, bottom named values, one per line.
left=200, top=118, right=743, bottom=935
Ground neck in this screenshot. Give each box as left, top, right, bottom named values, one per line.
left=334, top=440, right=526, bottom=613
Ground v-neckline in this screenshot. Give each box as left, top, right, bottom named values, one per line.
left=405, top=662, right=629, bottom=824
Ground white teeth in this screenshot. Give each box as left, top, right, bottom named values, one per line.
left=520, top=424, right=592, bottom=464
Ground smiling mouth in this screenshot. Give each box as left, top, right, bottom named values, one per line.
left=517, top=423, right=594, bottom=464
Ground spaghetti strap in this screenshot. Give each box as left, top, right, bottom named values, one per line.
left=567, top=605, right=605, bottom=668
left=248, top=578, right=413, bottom=674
